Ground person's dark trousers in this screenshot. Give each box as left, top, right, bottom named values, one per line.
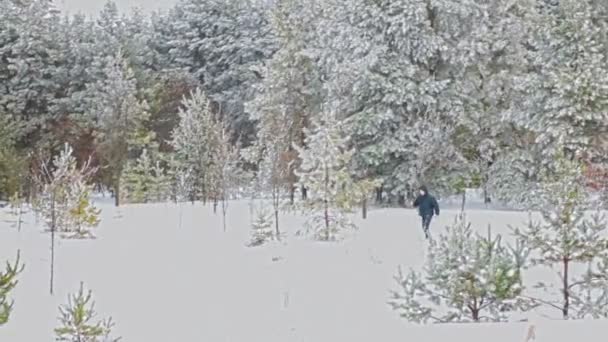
left=421, top=214, right=433, bottom=239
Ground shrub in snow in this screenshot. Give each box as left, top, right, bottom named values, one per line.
left=295, top=110, right=379, bottom=241
left=389, top=215, right=533, bottom=323
left=55, top=282, right=120, bottom=342
left=0, top=252, right=23, bottom=326
left=512, top=153, right=608, bottom=319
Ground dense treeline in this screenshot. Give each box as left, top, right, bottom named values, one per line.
left=1, top=0, right=607, bottom=208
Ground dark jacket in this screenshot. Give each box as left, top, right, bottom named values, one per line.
left=413, top=191, right=440, bottom=217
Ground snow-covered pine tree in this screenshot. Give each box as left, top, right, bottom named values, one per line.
left=55, top=282, right=120, bottom=342
left=0, top=251, right=23, bottom=326
left=314, top=0, right=459, bottom=201
left=165, top=0, right=277, bottom=143
left=295, top=109, right=378, bottom=241
left=90, top=51, right=150, bottom=207
left=171, top=88, right=217, bottom=204
left=570, top=254, right=608, bottom=319
left=451, top=0, right=535, bottom=205
left=208, top=117, right=241, bottom=231
left=245, top=0, right=324, bottom=204
left=512, top=152, right=608, bottom=319
left=519, top=0, right=608, bottom=160
left=389, top=215, right=532, bottom=323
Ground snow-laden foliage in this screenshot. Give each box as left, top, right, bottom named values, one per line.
left=90, top=52, right=150, bottom=206
left=248, top=204, right=278, bottom=247
left=389, top=215, right=533, bottom=323
left=513, top=153, right=608, bottom=318
left=35, top=144, right=100, bottom=239
left=295, top=109, right=379, bottom=241
left=0, top=252, right=23, bottom=326
left=171, top=88, right=217, bottom=203
left=55, top=282, right=120, bottom=342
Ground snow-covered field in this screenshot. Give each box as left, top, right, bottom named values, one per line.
left=1, top=196, right=607, bottom=341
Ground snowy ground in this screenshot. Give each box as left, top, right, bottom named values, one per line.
left=1, top=195, right=608, bottom=341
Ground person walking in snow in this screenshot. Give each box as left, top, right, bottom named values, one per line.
left=413, top=185, right=439, bottom=239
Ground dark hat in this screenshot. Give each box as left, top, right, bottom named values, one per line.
left=419, top=185, right=428, bottom=193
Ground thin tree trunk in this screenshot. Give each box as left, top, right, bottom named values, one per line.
left=50, top=190, right=56, bottom=295
left=114, top=178, right=121, bottom=207
left=17, top=202, right=22, bottom=232
left=213, top=198, right=218, bottom=214
left=275, top=209, right=280, bottom=240
left=301, top=185, right=307, bottom=200
left=563, top=258, right=570, bottom=319
left=483, top=185, right=491, bottom=206
left=375, top=186, right=383, bottom=204
left=222, top=199, right=227, bottom=232
left=178, top=203, right=183, bottom=229
left=461, top=191, right=466, bottom=213
left=324, top=166, right=330, bottom=241
left=362, top=198, right=368, bottom=219
left=289, top=186, right=295, bottom=205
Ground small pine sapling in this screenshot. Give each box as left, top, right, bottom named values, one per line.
left=0, top=251, right=24, bottom=326
left=389, top=215, right=533, bottom=323
left=512, top=154, right=608, bottom=319
left=68, top=180, right=101, bottom=239
left=249, top=206, right=276, bottom=247
left=55, top=282, right=120, bottom=342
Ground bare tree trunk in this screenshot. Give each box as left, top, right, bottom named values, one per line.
left=50, top=190, right=56, bottom=295
left=301, top=185, right=307, bottom=200
left=461, top=191, right=466, bottom=213
left=114, top=178, right=121, bottom=207
left=178, top=203, right=183, bottom=229
left=221, top=198, right=227, bottom=232
left=362, top=198, right=367, bottom=219
left=273, top=187, right=281, bottom=241
left=289, top=186, right=295, bottom=205
left=324, top=166, right=330, bottom=241
left=213, top=198, right=218, bottom=214
left=375, top=186, right=383, bottom=204
left=17, top=202, right=23, bottom=232
left=563, top=257, right=570, bottom=319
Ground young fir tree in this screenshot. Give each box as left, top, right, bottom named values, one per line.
left=248, top=205, right=276, bottom=247
left=0, top=251, right=23, bottom=326
left=68, top=180, right=101, bottom=239
left=55, top=282, right=120, bottom=342
left=295, top=110, right=378, bottom=241
left=512, top=153, right=608, bottom=319
left=122, top=148, right=169, bottom=203
left=171, top=88, right=217, bottom=204
left=389, top=215, right=532, bottom=323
